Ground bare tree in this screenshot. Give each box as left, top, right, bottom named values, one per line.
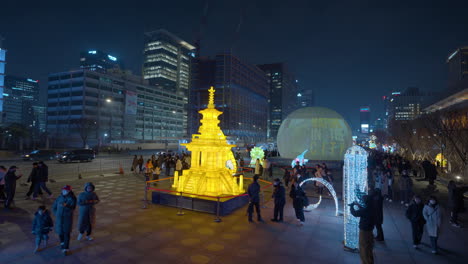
left=71, top=118, right=97, bottom=148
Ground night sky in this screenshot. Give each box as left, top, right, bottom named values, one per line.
left=2, top=0, right=468, bottom=129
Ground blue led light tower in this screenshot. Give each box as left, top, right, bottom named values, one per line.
left=343, top=145, right=368, bottom=250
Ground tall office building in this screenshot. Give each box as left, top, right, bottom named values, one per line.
left=257, top=63, right=298, bottom=140
left=447, top=47, right=468, bottom=92
left=3, top=76, right=40, bottom=128
left=47, top=68, right=186, bottom=148
left=143, top=29, right=195, bottom=97
left=387, top=87, right=437, bottom=121
left=0, top=37, right=6, bottom=124
left=359, top=106, right=371, bottom=133
left=297, top=89, right=315, bottom=107
left=190, top=52, right=269, bottom=143
left=80, top=50, right=122, bottom=73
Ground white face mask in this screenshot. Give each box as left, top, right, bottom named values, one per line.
left=429, top=200, right=436, bottom=205
left=62, top=190, right=69, bottom=196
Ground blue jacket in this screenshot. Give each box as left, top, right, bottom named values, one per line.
left=32, top=210, right=53, bottom=235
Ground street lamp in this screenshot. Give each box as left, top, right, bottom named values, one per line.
left=106, top=98, right=112, bottom=103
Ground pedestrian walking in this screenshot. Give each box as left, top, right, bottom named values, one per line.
left=131, top=155, right=138, bottom=172
left=32, top=205, right=54, bottom=253
left=34, top=161, right=52, bottom=199
left=77, top=182, right=99, bottom=241
left=350, top=195, right=375, bottom=264
left=447, top=180, right=468, bottom=228
left=423, top=196, right=442, bottom=254
left=405, top=195, right=425, bottom=248
left=371, top=188, right=384, bottom=241
left=4, top=166, right=23, bottom=209
left=26, top=162, right=41, bottom=199
left=153, top=166, right=161, bottom=186
left=52, top=185, right=77, bottom=256
left=399, top=170, right=413, bottom=206
left=290, top=182, right=306, bottom=225
left=0, top=166, right=6, bottom=201
left=271, top=178, right=285, bottom=222
left=247, top=175, right=263, bottom=223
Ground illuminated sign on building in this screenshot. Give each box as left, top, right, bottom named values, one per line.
left=361, top=124, right=369, bottom=134
left=107, top=55, right=117, bottom=61
left=88, top=50, right=97, bottom=54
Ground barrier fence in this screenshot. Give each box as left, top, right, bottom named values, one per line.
left=142, top=175, right=273, bottom=222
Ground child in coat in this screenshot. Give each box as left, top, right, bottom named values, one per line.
left=32, top=205, right=54, bottom=253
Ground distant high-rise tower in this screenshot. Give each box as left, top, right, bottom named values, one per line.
left=257, top=63, right=299, bottom=140
left=447, top=47, right=468, bottom=92
left=359, top=106, right=371, bottom=133
left=143, top=29, right=196, bottom=97
left=0, top=36, right=6, bottom=124
left=297, top=89, right=314, bottom=107
left=80, top=50, right=122, bottom=73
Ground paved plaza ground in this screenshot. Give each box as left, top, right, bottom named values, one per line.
left=1, top=167, right=467, bottom=264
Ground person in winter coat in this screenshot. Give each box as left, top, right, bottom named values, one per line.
left=77, top=182, right=99, bottom=241
left=423, top=196, right=442, bottom=254
left=447, top=180, right=468, bottom=228
left=405, top=195, right=425, bottom=248
left=290, top=182, right=306, bottom=225
left=137, top=155, right=144, bottom=173
left=254, top=159, right=262, bottom=176
left=34, top=161, right=52, bottom=199
left=247, top=175, right=263, bottom=222
left=26, top=163, right=41, bottom=199
left=131, top=155, right=138, bottom=172
left=350, top=195, right=375, bottom=264
left=283, top=169, right=291, bottom=188
left=144, top=159, right=153, bottom=181
left=262, top=159, right=270, bottom=178
left=175, top=158, right=183, bottom=176
left=153, top=166, right=161, bottom=186
left=32, top=205, right=53, bottom=253
left=372, top=188, right=384, bottom=241
left=399, top=170, right=413, bottom=206
left=315, top=166, right=325, bottom=195
left=4, top=166, right=23, bottom=209
left=53, top=185, right=77, bottom=256
left=271, top=178, right=286, bottom=222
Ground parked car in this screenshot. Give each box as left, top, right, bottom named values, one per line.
left=58, top=149, right=96, bottom=163
left=22, top=150, right=58, bottom=161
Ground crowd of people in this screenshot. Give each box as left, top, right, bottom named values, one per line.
left=131, top=152, right=191, bottom=185
left=349, top=150, right=468, bottom=264
left=0, top=160, right=100, bottom=256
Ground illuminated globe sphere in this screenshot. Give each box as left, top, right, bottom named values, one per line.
left=277, top=107, right=352, bottom=161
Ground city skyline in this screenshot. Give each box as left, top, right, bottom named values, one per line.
left=1, top=1, right=468, bottom=129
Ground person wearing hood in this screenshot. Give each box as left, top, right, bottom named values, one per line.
left=53, top=185, right=77, bottom=256
left=423, top=196, right=442, bottom=254
left=77, top=182, right=100, bottom=241
left=271, top=178, right=286, bottom=222
left=32, top=205, right=53, bottom=253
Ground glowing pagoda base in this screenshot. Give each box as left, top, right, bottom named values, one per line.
left=151, top=191, right=249, bottom=216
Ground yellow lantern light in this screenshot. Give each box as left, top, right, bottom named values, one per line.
left=435, top=153, right=447, bottom=167
left=174, top=87, right=243, bottom=196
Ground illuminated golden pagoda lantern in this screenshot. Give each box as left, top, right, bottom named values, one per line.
left=173, top=87, right=243, bottom=196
